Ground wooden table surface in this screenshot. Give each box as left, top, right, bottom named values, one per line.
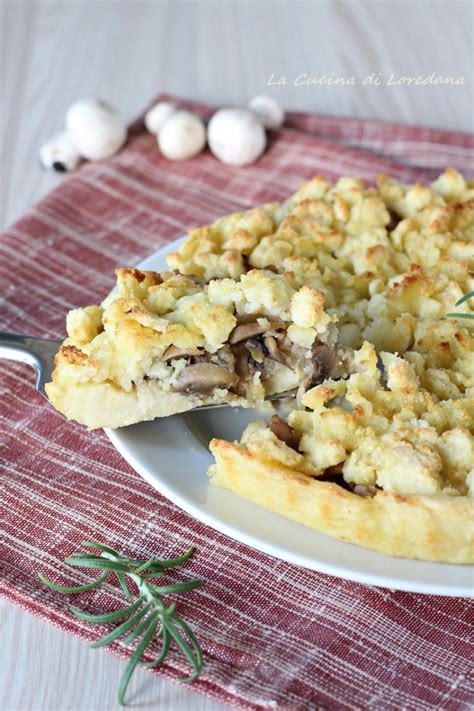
left=1, top=1, right=472, bottom=709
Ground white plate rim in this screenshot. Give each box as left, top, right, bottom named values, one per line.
left=106, top=237, right=474, bottom=597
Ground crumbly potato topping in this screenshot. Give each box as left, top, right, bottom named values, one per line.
left=168, top=168, right=473, bottom=351
left=239, top=339, right=473, bottom=497
left=180, top=168, right=473, bottom=505
left=167, top=206, right=278, bottom=280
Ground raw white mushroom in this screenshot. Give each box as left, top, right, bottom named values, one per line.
left=65, top=98, right=127, bottom=161
left=248, top=95, right=284, bottom=130
left=207, top=108, right=266, bottom=167
left=158, top=110, right=206, bottom=161
left=39, top=131, right=82, bottom=172
left=145, top=101, right=176, bottom=135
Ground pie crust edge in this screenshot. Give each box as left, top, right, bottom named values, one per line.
left=210, top=438, right=474, bottom=564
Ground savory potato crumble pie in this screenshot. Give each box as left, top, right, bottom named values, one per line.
left=47, top=168, right=473, bottom=563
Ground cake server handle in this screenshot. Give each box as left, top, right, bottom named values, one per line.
left=0, top=332, right=61, bottom=399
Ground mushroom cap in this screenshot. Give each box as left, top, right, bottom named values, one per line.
left=39, top=131, right=81, bottom=172
left=248, top=95, right=285, bottom=130
left=207, top=108, right=267, bottom=167
left=144, top=101, right=176, bottom=135
left=66, top=98, right=115, bottom=124
left=65, top=98, right=127, bottom=161
left=158, top=110, right=206, bottom=161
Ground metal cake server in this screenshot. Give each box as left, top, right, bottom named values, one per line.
left=0, top=333, right=61, bottom=400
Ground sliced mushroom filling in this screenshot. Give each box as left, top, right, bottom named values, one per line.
left=228, top=320, right=286, bottom=345
left=164, top=317, right=350, bottom=396
left=174, top=362, right=238, bottom=393
left=269, top=415, right=300, bottom=450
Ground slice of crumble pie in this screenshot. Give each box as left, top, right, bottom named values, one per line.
left=46, top=268, right=347, bottom=428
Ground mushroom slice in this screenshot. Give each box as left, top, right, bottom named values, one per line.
left=269, top=415, right=301, bottom=451
left=233, top=340, right=267, bottom=383
left=245, top=337, right=267, bottom=364
left=323, top=463, right=344, bottom=477
left=229, top=320, right=286, bottom=345
left=232, top=343, right=248, bottom=375
left=162, top=345, right=203, bottom=361
left=173, top=363, right=238, bottom=393
left=263, top=335, right=290, bottom=368
left=311, top=343, right=338, bottom=384
left=352, top=484, right=377, bottom=498
left=229, top=322, right=267, bottom=345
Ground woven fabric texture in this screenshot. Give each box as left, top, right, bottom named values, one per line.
left=1, top=95, right=473, bottom=710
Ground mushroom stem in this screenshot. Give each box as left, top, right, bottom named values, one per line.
left=248, top=95, right=285, bottom=129
left=39, top=131, right=82, bottom=172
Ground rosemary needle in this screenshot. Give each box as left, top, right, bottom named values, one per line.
left=446, top=291, right=474, bottom=319
left=69, top=597, right=143, bottom=624
left=37, top=571, right=108, bottom=594
left=89, top=604, right=152, bottom=649
left=39, top=541, right=204, bottom=705
left=453, top=290, right=474, bottom=307
left=118, top=613, right=161, bottom=706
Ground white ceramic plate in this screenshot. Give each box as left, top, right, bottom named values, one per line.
left=106, top=237, right=474, bottom=597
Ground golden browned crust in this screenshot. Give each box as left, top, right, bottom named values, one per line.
left=209, top=439, right=474, bottom=564
left=57, top=344, right=88, bottom=365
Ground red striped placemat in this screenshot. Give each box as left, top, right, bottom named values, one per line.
left=1, top=94, right=473, bottom=710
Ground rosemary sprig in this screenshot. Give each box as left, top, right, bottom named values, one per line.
left=39, top=540, right=204, bottom=705
left=446, top=291, right=474, bottom=320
